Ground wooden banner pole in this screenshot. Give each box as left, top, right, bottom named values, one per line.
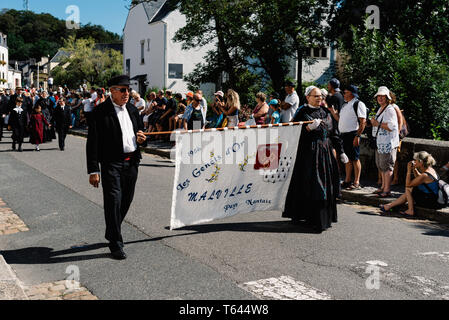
left=143, top=121, right=314, bottom=136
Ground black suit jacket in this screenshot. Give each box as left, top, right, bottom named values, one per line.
left=86, top=97, right=145, bottom=174
left=0, top=95, right=9, bottom=115
left=54, top=104, right=72, bottom=131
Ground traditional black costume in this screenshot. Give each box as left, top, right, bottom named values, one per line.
left=282, top=104, right=341, bottom=232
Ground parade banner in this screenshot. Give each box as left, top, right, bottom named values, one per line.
left=170, top=125, right=303, bottom=230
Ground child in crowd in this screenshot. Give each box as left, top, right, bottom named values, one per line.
left=8, top=97, right=28, bottom=152
left=29, top=105, right=50, bottom=151
left=266, top=99, right=281, bottom=124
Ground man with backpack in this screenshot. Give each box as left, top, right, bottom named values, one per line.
left=336, top=85, right=367, bottom=190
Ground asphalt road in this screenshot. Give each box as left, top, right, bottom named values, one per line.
left=1, top=132, right=449, bottom=300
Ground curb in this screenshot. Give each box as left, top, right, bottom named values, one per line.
left=341, top=188, right=449, bottom=224
left=0, top=254, right=28, bottom=300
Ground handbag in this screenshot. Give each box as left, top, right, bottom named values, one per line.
left=368, top=107, right=387, bottom=150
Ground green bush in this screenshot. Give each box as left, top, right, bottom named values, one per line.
left=338, top=28, right=449, bottom=140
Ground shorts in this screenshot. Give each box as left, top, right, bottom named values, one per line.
left=375, top=148, right=397, bottom=172
left=341, top=131, right=360, bottom=161
left=412, top=187, right=439, bottom=209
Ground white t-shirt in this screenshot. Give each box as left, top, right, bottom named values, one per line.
left=372, top=104, right=399, bottom=153
left=281, top=91, right=299, bottom=123
left=200, top=97, right=208, bottom=124
left=338, top=98, right=367, bottom=133
left=82, top=98, right=93, bottom=112
left=135, top=99, right=146, bottom=115
left=90, top=92, right=97, bottom=110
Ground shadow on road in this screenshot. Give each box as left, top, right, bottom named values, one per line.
left=1, top=243, right=111, bottom=264
left=173, top=220, right=327, bottom=234
left=1, top=220, right=325, bottom=265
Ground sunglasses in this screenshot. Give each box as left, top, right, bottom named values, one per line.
left=113, top=87, right=130, bottom=93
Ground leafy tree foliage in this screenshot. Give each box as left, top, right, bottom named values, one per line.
left=0, top=9, right=121, bottom=61
left=51, top=36, right=123, bottom=89
left=339, top=28, right=449, bottom=140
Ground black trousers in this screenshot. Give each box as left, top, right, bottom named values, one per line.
left=100, top=160, right=139, bottom=251
left=0, top=117, right=4, bottom=139
left=57, top=128, right=68, bottom=150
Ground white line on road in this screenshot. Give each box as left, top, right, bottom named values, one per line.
left=241, top=276, right=332, bottom=300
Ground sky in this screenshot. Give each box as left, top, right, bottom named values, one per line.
left=1, top=0, right=131, bottom=36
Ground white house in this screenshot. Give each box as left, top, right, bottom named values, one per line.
left=0, top=32, right=9, bottom=89
left=123, top=0, right=215, bottom=97
left=0, top=32, right=22, bottom=90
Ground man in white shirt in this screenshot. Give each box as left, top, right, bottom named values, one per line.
left=335, top=85, right=367, bottom=190
left=280, top=80, right=299, bottom=123
left=86, top=75, right=146, bottom=260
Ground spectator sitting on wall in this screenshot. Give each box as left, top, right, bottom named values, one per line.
left=380, top=151, right=441, bottom=216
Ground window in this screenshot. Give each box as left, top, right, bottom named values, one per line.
left=126, top=59, right=131, bottom=76
left=306, top=47, right=328, bottom=59
left=147, top=39, right=150, bottom=52
left=321, top=48, right=327, bottom=58
left=305, top=48, right=312, bottom=57
left=140, top=40, right=145, bottom=64
left=168, top=64, right=183, bottom=79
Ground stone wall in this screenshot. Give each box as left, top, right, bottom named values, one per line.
left=359, top=136, right=449, bottom=183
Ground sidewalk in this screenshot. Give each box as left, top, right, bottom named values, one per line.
left=0, top=254, right=28, bottom=300
left=341, top=180, right=449, bottom=224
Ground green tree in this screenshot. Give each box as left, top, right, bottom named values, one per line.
left=329, top=0, right=449, bottom=62
left=52, top=36, right=123, bottom=88
left=0, top=9, right=121, bottom=61
left=339, top=28, right=449, bottom=140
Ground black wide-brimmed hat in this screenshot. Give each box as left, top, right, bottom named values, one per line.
left=108, top=75, right=130, bottom=87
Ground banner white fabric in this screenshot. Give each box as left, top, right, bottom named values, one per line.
left=170, top=125, right=302, bottom=229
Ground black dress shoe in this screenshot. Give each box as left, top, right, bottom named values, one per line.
left=110, top=248, right=127, bottom=260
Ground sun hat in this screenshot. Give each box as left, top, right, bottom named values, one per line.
left=186, top=92, right=194, bottom=98
left=346, top=85, right=359, bottom=99
left=374, top=86, right=392, bottom=100
left=214, top=90, right=224, bottom=97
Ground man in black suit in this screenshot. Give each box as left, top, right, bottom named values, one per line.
left=86, top=75, right=147, bottom=260
left=0, top=89, right=10, bottom=141
left=54, top=97, right=72, bottom=151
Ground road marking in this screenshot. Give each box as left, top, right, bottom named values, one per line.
left=241, top=276, right=332, bottom=300
left=366, top=260, right=388, bottom=267
left=417, top=252, right=449, bottom=263
left=351, top=261, right=449, bottom=300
